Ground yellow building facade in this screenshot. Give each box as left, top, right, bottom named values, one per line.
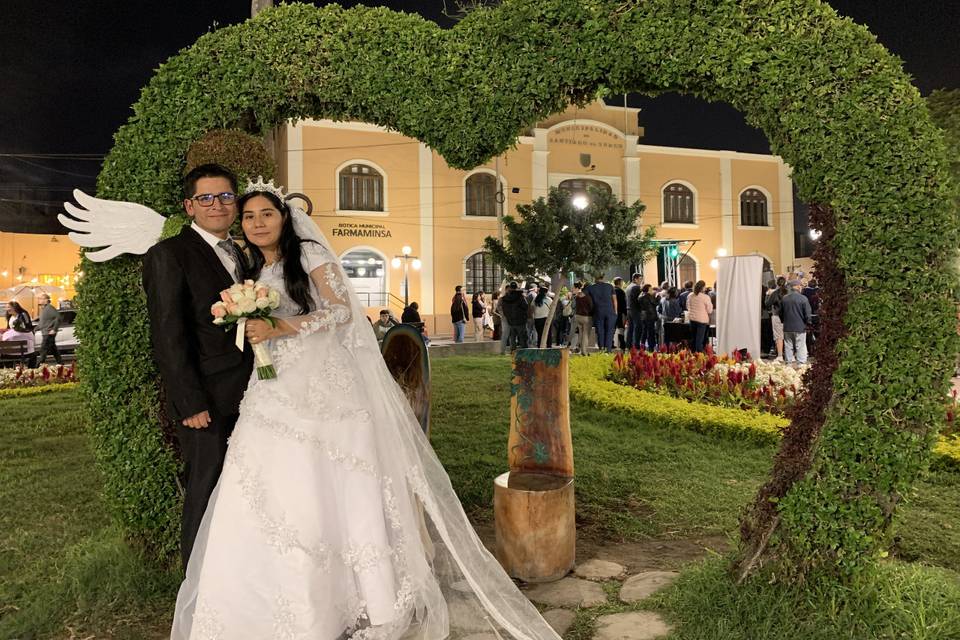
left=273, top=101, right=796, bottom=336
left=1, top=101, right=798, bottom=336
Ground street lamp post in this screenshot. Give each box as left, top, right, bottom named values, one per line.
left=391, top=245, right=421, bottom=308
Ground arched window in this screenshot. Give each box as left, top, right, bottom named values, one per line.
left=663, top=183, right=695, bottom=224
left=465, top=173, right=498, bottom=217
left=678, top=254, right=697, bottom=286
left=465, top=251, right=503, bottom=295
left=740, top=189, right=769, bottom=226
left=341, top=249, right=387, bottom=306
left=339, top=164, right=384, bottom=212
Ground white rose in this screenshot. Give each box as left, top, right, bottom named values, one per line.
left=268, top=290, right=280, bottom=306
left=212, top=317, right=225, bottom=325
left=238, top=298, right=257, bottom=314
left=228, top=283, right=244, bottom=299
left=255, top=297, right=272, bottom=310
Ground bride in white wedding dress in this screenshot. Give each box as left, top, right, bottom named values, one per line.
left=170, top=182, right=561, bottom=640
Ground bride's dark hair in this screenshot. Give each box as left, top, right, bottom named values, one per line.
left=238, top=190, right=317, bottom=314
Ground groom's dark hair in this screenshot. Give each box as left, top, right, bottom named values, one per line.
left=182, top=164, right=238, bottom=199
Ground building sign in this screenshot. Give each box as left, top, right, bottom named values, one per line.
left=332, top=222, right=392, bottom=238
left=549, top=124, right=624, bottom=149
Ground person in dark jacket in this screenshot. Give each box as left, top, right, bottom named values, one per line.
left=637, top=284, right=660, bottom=351
left=779, top=279, right=813, bottom=365
left=491, top=292, right=502, bottom=341
left=401, top=301, right=422, bottom=325
left=572, top=282, right=594, bottom=355
left=586, top=274, right=617, bottom=352
left=678, top=280, right=694, bottom=310
left=801, top=278, right=821, bottom=352
left=613, top=277, right=628, bottom=350
left=401, top=301, right=430, bottom=345
left=499, top=282, right=529, bottom=354
left=624, top=273, right=643, bottom=349
left=765, top=276, right=788, bottom=360
left=142, top=164, right=253, bottom=568
left=450, top=285, right=470, bottom=343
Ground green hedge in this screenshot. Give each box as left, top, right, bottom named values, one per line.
left=79, top=0, right=957, bottom=581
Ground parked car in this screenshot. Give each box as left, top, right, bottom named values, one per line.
left=34, top=309, right=78, bottom=353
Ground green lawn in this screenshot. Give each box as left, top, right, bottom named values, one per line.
left=2, top=355, right=959, bottom=638
left=432, top=356, right=960, bottom=570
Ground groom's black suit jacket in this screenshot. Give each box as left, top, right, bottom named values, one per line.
left=142, top=226, right=253, bottom=422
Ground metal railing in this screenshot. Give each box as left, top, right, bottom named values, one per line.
left=355, top=292, right=406, bottom=313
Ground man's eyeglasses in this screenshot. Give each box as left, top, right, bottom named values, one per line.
left=191, top=192, right=237, bottom=207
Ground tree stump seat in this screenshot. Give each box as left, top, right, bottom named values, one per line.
left=493, top=471, right=575, bottom=583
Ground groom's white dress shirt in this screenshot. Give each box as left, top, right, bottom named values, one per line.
left=191, top=222, right=240, bottom=284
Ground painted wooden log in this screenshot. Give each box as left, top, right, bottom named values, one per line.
left=494, top=347, right=575, bottom=581
left=507, top=348, right=573, bottom=478
left=493, top=471, right=576, bottom=583
left=380, top=324, right=431, bottom=436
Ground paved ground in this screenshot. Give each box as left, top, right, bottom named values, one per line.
left=470, top=521, right=726, bottom=639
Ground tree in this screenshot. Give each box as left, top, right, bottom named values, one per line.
left=484, top=186, right=657, bottom=347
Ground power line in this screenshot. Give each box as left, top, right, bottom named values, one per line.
left=0, top=156, right=99, bottom=178
left=0, top=152, right=105, bottom=160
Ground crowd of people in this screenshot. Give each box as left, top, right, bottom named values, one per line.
left=364, top=270, right=820, bottom=366
left=439, top=270, right=820, bottom=365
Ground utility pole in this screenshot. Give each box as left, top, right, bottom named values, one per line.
left=251, top=0, right=273, bottom=17
left=495, top=156, right=505, bottom=243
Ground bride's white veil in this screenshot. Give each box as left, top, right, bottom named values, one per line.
left=286, top=205, right=561, bottom=640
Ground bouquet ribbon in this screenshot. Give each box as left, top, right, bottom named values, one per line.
left=235, top=317, right=247, bottom=352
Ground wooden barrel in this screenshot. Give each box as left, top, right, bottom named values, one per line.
left=493, top=471, right=576, bottom=583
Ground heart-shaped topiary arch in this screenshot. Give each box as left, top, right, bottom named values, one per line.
left=77, top=0, right=957, bottom=582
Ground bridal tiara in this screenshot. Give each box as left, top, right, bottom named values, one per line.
left=244, top=176, right=287, bottom=201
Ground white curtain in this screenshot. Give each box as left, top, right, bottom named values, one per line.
left=717, top=255, right=763, bottom=358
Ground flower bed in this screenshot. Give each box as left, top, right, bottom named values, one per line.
left=569, top=353, right=960, bottom=467
left=569, top=353, right=787, bottom=445
left=0, top=364, right=78, bottom=390
left=0, top=382, right=79, bottom=399
left=611, top=347, right=806, bottom=416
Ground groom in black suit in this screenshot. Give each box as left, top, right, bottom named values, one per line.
left=142, top=164, right=253, bottom=568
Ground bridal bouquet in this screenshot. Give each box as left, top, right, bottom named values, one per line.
left=211, top=280, right=282, bottom=380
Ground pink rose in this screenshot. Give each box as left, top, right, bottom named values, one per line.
left=256, top=287, right=268, bottom=299
left=226, top=303, right=240, bottom=315
left=220, top=291, right=233, bottom=303
left=211, top=303, right=227, bottom=318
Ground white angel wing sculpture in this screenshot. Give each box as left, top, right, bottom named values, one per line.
left=59, top=189, right=166, bottom=262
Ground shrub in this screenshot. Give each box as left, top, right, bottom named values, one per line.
left=78, top=1, right=957, bottom=581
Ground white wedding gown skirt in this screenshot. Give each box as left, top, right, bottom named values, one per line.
left=171, top=242, right=559, bottom=640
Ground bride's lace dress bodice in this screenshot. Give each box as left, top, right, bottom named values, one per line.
left=255, top=261, right=305, bottom=318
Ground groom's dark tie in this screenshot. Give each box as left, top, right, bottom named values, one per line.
left=217, top=239, right=245, bottom=282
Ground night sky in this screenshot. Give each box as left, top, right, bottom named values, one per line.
left=1, top=0, right=957, bottom=232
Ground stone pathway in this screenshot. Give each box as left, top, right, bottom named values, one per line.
left=521, top=554, right=685, bottom=640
